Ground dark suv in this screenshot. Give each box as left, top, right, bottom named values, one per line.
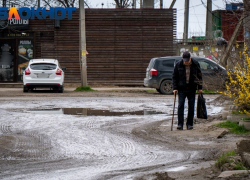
left=144, top=56, right=227, bottom=94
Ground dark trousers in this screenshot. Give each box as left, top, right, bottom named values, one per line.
left=178, top=90, right=196, bottom=127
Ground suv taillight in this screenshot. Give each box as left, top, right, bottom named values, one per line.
left=56, top=68, right=62, bottom=75
left=150, top=68, right=158, bottom=76
left=25, top=68, right=30, bottom=75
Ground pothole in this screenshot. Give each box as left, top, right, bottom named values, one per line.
left=26, top=108, right=166, bottom=116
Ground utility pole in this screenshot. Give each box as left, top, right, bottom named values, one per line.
left=160, top=0, right=163, bottom=9
left=38, top=0, right=40, bottom=7
left=80, top=0, right=87, bottom=86
left=183, top=0, right=189, bottom=42
left=205, top=0, right=212, bottom=39
left=140, top=0, right=142, bottom=8
left=132, top=0, right=136, bottom=9
left=169, top=0, right=177, bottom=8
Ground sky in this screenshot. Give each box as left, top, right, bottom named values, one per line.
left=85, top=0, right=241, bottom=39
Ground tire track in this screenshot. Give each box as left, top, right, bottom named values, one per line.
left=0, top=128, right=53, bottom=160
left=0, top=125, right=12, bottom=134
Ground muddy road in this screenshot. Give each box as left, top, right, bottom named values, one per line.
left=0, top=88, right=246, bottom=179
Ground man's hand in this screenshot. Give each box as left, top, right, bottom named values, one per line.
left=173, top=90, right=178, bottom=95
left=198, top=89, right=202, bottom=94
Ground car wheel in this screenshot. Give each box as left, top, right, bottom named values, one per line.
left=23, top=86, right=28, bottom=93
left=159, top=80, right=173, bottom=95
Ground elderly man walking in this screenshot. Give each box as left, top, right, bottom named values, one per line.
left=172, top=52, right=203, bottom=130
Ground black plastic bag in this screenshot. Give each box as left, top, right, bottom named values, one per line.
left=197, top=93, right=207, bottom=119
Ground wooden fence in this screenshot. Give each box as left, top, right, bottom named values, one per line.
left=29, top=9, right=176, bottom=85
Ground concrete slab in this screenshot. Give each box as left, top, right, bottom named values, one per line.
left=227, top=114, right=249, bottom=123
left=217, top=130, right=228, bottom=138
left=239, top=120, right=250, bottom=130
left=236, top=140, right=250, bottom=155
left=243, top=152, right=250, bottom=167
left=218, top=170, right=249, bottom=178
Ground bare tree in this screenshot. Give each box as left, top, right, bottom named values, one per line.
left=0, top=0, right=90, bottom=8
left=43, top=0, right=77, bottom=7
left=42, top=0, right=90, bottom=8
left=113, top=0, right=131, bottom=8
left=0, top=0, right=38, bottom=7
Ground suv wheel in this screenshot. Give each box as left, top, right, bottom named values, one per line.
left=159, top=80, right=173, bottom=94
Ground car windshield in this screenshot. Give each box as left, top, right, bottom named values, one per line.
left=30, top=63, right=57, bottom=70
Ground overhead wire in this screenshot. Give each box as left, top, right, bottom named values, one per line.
left=212, top=0, right=225, bottom=10
left=201, top=0, right=245, bottom=41
left=174, top=3, right=205, bottom=39
left=200, top=0, right=242, bottom=24
left=190, top=0, right=204, bottom=35
left=176, top=3, right=204, bottom=12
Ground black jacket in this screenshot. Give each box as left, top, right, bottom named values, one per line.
left=172, top=59, right=202, bottom=91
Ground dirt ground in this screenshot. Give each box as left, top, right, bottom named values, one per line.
left=0, top=87, right=250, bottom=180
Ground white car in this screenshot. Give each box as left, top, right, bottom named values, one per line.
left=23, top=59, right=66, bottom=93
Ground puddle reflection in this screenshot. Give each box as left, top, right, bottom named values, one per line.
left=27, top=108, right=165, bottom=116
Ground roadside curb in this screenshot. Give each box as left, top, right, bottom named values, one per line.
left=0, top=87, right=155, bottom=92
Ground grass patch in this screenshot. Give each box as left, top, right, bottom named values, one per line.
left=215, top=121, right=250, bottom=134
left=241, top=117, right=250, bottom=121
left=234, top=163, right=248, bottom=170
left=215, top=151, right=235, bottom=168
left=215, top=150, right=249, bottom=170
left=146, top=90, right=157, bottom=93
left=232, top=110, right=246, bottom=115
left=74, top=86, right=95, bottom=92
left=201, top=90, right=217, bottom=94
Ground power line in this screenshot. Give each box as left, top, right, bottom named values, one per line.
left=191, top=0, right=203, bottom=33
left=212, top=0, right=225, bottom=10
left=176, top=3, right=203, bottom=12
left=200, top=0, right=241, bottom=25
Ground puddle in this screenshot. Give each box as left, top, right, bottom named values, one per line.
left=167, top=166, right=187, bottom=172
left=188, top=141, right=212, bottom=145
left=26, top=108, right=165, bottom=116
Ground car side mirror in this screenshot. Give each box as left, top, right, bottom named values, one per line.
left=62, top=67, right=66, bottom=71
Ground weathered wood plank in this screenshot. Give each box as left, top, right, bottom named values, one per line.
left=28, top=9, right=176, bottom=85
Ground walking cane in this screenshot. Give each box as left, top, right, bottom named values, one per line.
left=171, top=91, right=177, bottom=131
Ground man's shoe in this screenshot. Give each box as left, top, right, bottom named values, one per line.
left=187, top=125, right=193, bottom=130
left=177, top=125, right=183, bottom=130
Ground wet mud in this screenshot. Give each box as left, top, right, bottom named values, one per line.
left=0, top=89, right=249, bottom=180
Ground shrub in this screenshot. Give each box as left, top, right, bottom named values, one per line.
left=224, top=44, right=250, bottom=114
